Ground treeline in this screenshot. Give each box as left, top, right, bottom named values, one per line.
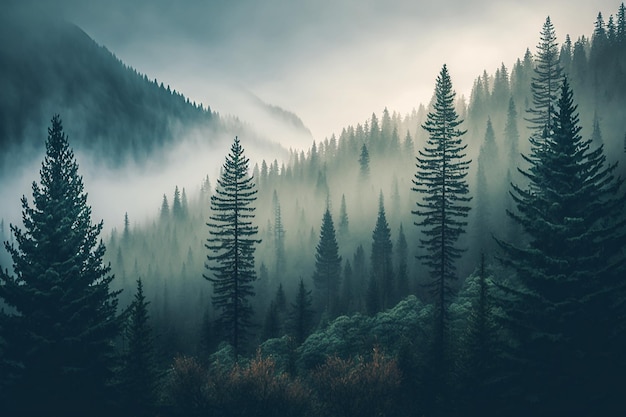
left=2, top=4, right=626, bottom=417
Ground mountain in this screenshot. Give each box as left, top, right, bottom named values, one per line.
left=0, top=14, right=293, bottom=173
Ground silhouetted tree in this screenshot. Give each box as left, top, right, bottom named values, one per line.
left=359, top=144, right=370, bottom=179
left=205, top=136, right=261, bottom=358
left=496, top=79, right=626, bottom=415
left=120, top=279, right=157, bottom=417
left=312, top=208, right=342, bottom=315
left=412, top=65, right=471, bottom=409
left=370, top=192, right=394, bottom=311
left=0, top=115, right=122, bottom=416
left=288, top=278, right=315, bottom=345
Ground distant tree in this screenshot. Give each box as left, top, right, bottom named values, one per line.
left=496, top=79, right=626, bottom=415
left=370, top=192, right=394, bottom=311
left=120, top=279, right=157, bottom=417
left=123, top=211, right=130, bottom=243
left=172, top=185, right=183, bottom=220
left=352, top=244, right=367, bottom=312
left=504, top=97, right=520, bottom=169
left=262, top=301, right=280, bottom=341
left=591, top=111, right=604, bottom=147
left=272, top=191, right=286, bottom=276
left=359, top=144, right=370, bottom=179
left=338, top=194, right=349, bottom=237
left=412, top=65, right=471, bottom=407
left=205, top=136, right=261, bottom=358
left=0, top=115, right=122, bottom=416
left=275, top=282, right=287, bottom=314
left=288, top=278, right=315, bottom=345
left=395, top=224, right=409, bottom=297
left=181, top=187, right=189, bottom=217
left=312, top=207, right=342, bottom=315
left=341, top=260, right=355, bottom=314
left=160, top=194, right=170, bottom=220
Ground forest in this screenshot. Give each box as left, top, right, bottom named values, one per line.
left=2, top=4, right=626, bottom=417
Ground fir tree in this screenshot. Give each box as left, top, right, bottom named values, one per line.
left=273, top=191, right=286, bottom=276
left=160, top=194, right=170, bottom=220
left=205, top=136, right=260, bottom=358
left=370, top=192, right=394, bottom=311
left=172, top=185, right=183, bottom=220
left=312, top=207, right=342, bottom=315
left=527, top=16, right=562, bottom=140
left=412, top=65, right=471, bottom=404
left=123, top=212, right=130, bottom=243
left=0, top=115, right=122, bottom=416
left=120, top=279, right=157, bottom=417
left=338, top=194, right=349, bottom=237
left=288, top=278, right=314, bottom=345
left=359, top=144, right=370, bottom=179
left=496, top=79, right=626, bottom=415
left=396, top=224, right=409, bottom=297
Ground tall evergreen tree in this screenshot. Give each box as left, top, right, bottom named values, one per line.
left=338, top=194, right=349, bottom=237
left=288, top=278, right=314, bottom=345
left=527, top=16, right=562, bottom=140
left=120, top=279, right=157, bottom=417
left=496, top=79, right=626, bottom=415
left=312, top=207, right=342, bottom=315
left=0, top=115, right=122, bottom=416
left=412, top=65, right=471, bottom=404
left=370, top=192, right=394, bottom=311
left=172, top=185, right=183, bottom=220
left=396, top=224, right=409, bottom=297
left=272, top=191, right=286, bottom=276
left=205, top=136, right=260, bottom=358
left=160, top=194, right=170, bottom=220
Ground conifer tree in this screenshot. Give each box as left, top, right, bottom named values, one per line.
left=160, top=194, right=170, bottom=220
left=272, top=191, right=286, bottom=275
left=496, top=79, right=626, bottom=415
left=172, top=185, right=183, bottom=220
left=123, top=212, right=131, bottom=243
left=205, top=136, right=260, bottom=358
left=120, top=279, right=157, bottom=417
left=528, top=16, right=562, bottom=140
left=504, top=97, right=520, bottom=169
left=288, top=278, right=314, bottom=345
left=412, top=65, right=471, bottom=398
left=312, top=208, right=342, bottom=315
left=359, top=144, right=370, bottom=179
left=338, top=194, right=349, bottom=237
left=0, top=115, right=122, bottom=416
left=396, top=224, right=409, bottom=297
left=370, top=192, right=394, bottom=311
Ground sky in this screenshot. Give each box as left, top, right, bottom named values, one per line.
left=10, top=0, right=620, bottom=142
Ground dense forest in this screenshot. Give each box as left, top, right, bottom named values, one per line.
left=2, top=4, right=626, bottom=417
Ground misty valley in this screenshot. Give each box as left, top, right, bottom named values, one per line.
left=2, top=4, right=626, bottom=417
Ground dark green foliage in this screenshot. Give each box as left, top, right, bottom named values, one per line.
left=205, top=137, right=260, bottom=358
left=262, top=301, right=281, bottom=341
left=369, top=192, right=394, bottom=312
left=412, top=65, right=471, bottom=409
left=527, top=16, right=562, bottom=139
left=312, top=208, right=342, bottom=315
left=0, top=115, right=122, bottom=416
left=395, top=224, right=409, bottom=297
left=120, top=279, right=158, bottom=417
left=496, top=79, right=626, bottom=415
left=288, top=278, right=314, bottom=345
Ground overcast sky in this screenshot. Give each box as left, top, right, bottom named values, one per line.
left=10, top=0, right=621, bottom=141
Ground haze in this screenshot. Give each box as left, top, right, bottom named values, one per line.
left=9, top=0, right=617, bottom=141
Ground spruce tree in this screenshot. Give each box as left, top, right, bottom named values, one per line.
left=120, top=279, right=157, bottom=417
left=288, top=278, right=314, bottom=345
left=0, top=115, right=122, bottom=416
left=312, top=207, right=342, bottom=315
left=359, top=144, right=370, bottom=179
left=496, top=79, right=626, bottom=415
left=205, top=136, right=260, bottom=358
left=338, top=194, right=349, bottom=237
left=395, top=224, right=409, bottom=297
left=272, top=191, right=286, bottom=276
left=160, top=194, right=170, bottom=220
left=528, top=16, right=562, bottom=140
left=172, top=185, right=183, bottom=220
left=370, top=192, right=394, bottom=311
left=412, top=65, right=471, bottom=402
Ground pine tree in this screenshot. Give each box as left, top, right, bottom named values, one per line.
left=527, top=16, right=562, bottom=140
left=504, top=97, right=520, bottom=169
left=370, top=192, right=394, bottom=311
left=496, top=79, right=626, bottom=415
left=0, top=115, right=122, bottom=416
left=120, top=279, right=157, bottom=417
left=172, top=185, right=183, bottom=220
left=205, top=136, right=261, bottom=358
left=312, top=207, right=342, bottom=315
left=412, top=65, right=471, bottom=402
left=160, top=194, right=170, bottom=220
left=272, top=191, right=286, bottom=276
left=288, top=278, right=314, bottom=345
left=396, top=224, right=409, bottom=297
left=338, top=194, right=349, bottom=237
left=359, top=144, right=370, bottom=179
left=123, top=212, right=131, bottom=243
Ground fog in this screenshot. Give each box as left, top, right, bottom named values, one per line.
left=7, top=0, right=616, bottom=141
